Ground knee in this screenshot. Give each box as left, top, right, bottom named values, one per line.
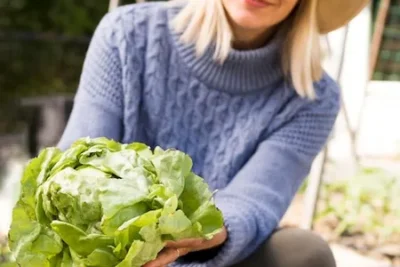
left=263, top=228, right=336, bottom=267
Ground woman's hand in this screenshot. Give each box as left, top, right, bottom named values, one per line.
left=143, top=227, right=227, bottom=267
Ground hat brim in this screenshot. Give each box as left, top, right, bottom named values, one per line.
left=318, top=0, right=370, bottom=34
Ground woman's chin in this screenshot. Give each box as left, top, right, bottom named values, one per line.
left=226, top=6, right=271, bottom=29
left=230, top=15, right=266, bottom=30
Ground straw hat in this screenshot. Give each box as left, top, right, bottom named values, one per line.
left=318, top=0, right=370, bottom=33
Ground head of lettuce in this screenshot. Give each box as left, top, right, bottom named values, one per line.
left=8, top=137, right=224, bottom=267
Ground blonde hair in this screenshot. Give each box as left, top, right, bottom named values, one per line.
left=171, top=0, right=322, bottom=98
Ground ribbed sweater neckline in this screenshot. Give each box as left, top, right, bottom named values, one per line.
left=167, top=6, right=285, bottom=93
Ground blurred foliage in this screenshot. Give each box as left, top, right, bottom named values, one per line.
left=316, top=167, right=400, bottom=241
left=0, top=0, right=140, bottom=96
left=1, top=0, right=107, bottom=101
left=0, top=40, right=89, bottom=98
left=371, top=0, right=400, bottom=81
left=1, top=0, right=107, bottom=35
left=0, top=0, right=137, bottom=132
left=298, top=176, right=309, bottom=194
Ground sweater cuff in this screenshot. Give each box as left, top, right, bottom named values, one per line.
left=173, top=197, right=254, bottom=267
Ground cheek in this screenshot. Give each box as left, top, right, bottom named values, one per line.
left=222, top=0, right=297, bottom=30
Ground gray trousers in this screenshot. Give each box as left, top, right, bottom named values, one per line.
left=181, top=228, right=336, bottom=267
left=233, top=228, right=336, bottom=267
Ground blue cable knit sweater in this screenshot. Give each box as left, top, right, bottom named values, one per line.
left=58, top=2, right=340, bottom=266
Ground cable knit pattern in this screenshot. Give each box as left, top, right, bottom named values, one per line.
left=58, top=2, right=340, bottom=267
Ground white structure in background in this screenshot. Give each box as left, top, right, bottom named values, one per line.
left=302, top=4, right=373, bottom=230
left=358, top=81, right=400, bottom=159
left=325, top=3, right=400, bottom=164
left=323, top=4, right=371, bottom=167
left=0, top=156, right=24, bottom=235
left=302, top=1, right=400, bottom=243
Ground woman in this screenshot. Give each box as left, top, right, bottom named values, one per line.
left=58, top=0, right=368, bottom=266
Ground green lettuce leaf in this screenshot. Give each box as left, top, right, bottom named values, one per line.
left=83, top=248, right=119, bottom=267
left=49, top=145, right=87, bottom=177
left=159, top=210, right=192, bottom=235
left=20, top=148, right=61, bottom=211
left=31, top=226, right=63, bottom=256
left=51, top=221, right=114, bottom=257
left=180, top=173, right=213, bottom=217
left=115, top=241, right=144, bottom=267
left=150, top=147, right=192, bottom=197
left=100, top=203, right=148, bottom=236
left=116, top=223, right=164, bottom=267
left=42, top=168, right=104, bottom=226
left=9, top=137, right=224, bottom=267
left=189, top=201, right=224, bottom=239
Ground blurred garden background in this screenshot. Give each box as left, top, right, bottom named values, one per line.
left=0, top=0, right=399, bottom=266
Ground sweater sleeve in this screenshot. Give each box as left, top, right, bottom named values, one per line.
left=175, top=85, right=340, bottom=267
left=57, top=11, right=124, bottom=150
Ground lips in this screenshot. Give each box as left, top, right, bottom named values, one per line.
left=244, top=0, right=274, bottom=8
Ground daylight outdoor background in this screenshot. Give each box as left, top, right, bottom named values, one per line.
left=0, top=0, right=399, bottom=266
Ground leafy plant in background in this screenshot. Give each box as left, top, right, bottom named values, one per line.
left=0, top=0, right=145, bottom=98
left=316, top=167, right=400, bottom=241
left=0, top=0, right=108, bottom=98
left=8, top=137, right=224, bottom=266
left=0, top=0, right=138, bottom=132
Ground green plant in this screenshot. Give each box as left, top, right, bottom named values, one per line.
left=316, top=167, right=400, bottom=240
left=298, top=176, right=309, bottom=194
left=0, top=0, right=139, bottom=119
left=9, top=137, right=224, bottom=266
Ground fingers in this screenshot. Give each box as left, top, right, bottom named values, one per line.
left=166, top=238, right=204, bottom=249
left=143, top=248, right=191, bottom=267
left=166, top=227, right=228, bottom=251
left=144, top=227, right=228, bottom=267
left=191, top=228, right=228, bottom=252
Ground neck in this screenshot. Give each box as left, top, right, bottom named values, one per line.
left=168, top=5, right=284, bottom=93
left=231, top=25, right=277, bottom=50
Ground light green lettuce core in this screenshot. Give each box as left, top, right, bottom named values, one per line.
left=8, top=137, right=224, bottom=267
